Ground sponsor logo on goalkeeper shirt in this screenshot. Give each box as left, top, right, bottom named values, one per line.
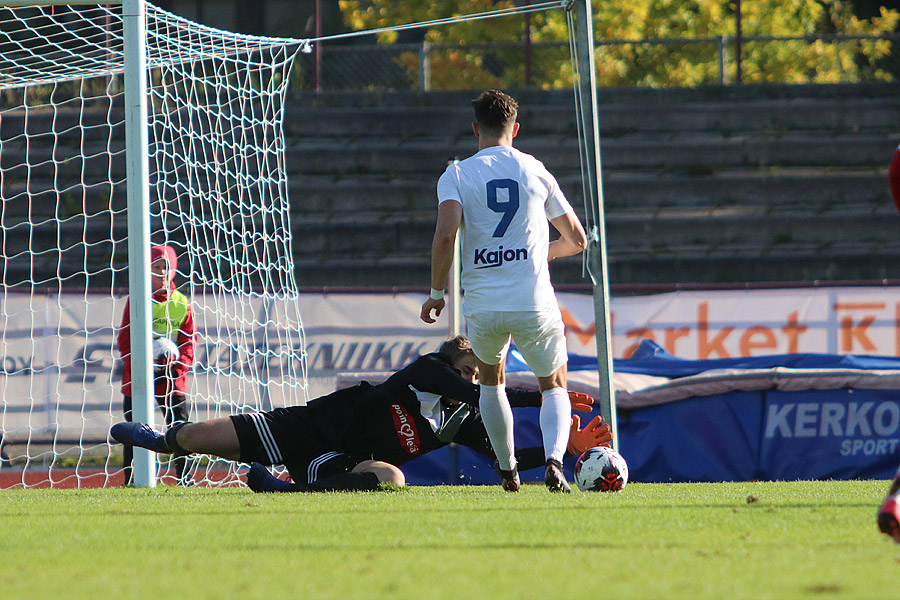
left=473, top=246, right=527, bottom=269
left=390, top=403, right=421, bottom=455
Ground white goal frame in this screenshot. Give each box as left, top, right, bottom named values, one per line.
left=0, top=0, right=615, bottom=487
left=122, top=0, right=156, bottom=487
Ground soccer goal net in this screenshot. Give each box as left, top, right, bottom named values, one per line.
left=0, top=2, right=307, bottom=487
left=0, top=0, right=607, bottom=488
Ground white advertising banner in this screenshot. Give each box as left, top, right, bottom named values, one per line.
left=4, top=286, right=900, bottom=441
left=557, top=287, right=900, bottom=360
left=298, top=292, right=447, bottom=397
left=0, top=292, right=444, bottom=440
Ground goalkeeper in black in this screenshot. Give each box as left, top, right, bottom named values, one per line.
left=110, top=335, right=611, bottom=492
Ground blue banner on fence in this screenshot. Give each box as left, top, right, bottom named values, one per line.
left=402, top=342, right=900, bottom=485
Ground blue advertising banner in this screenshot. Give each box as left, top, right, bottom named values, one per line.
left=760, top=389, right=900, bottom=481
left=402, top=342, right=900, bottom=485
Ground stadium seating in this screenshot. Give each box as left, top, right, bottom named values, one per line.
left=5, top=83, right=899, bottom=289
left=284, top=83, right=900, bottom=287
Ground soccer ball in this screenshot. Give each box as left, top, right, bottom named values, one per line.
left=152, top=336, right=179, bottom=366
left=574, top=446, right=628, bottom=492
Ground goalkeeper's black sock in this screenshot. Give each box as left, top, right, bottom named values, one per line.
left=295, top=471, right=381, bottom=492
left=162, top=421, right=192, bottom=456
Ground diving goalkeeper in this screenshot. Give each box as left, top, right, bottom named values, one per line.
left=110, top=335, right=611, bottom=492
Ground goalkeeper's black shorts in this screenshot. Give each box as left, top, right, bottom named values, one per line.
left=230, top=409, right=366, bottom=485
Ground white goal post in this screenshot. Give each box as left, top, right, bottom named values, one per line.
left=0, top=0, right=613, bottom=488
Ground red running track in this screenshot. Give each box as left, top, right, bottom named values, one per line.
left=0, top=468, right=242, bottom=489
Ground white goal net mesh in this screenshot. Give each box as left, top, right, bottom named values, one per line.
left=0, top=3, right=307, bottom=488
left=0, top=0, right=585, bottom=489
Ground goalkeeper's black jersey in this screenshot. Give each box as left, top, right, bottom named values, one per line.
left=300, top=352, right=544, bottom=469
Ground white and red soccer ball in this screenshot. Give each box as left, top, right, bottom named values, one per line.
left=574, top=446, right=628, bottom=492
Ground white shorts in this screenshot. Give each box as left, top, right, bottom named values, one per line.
left=465, top=309, right=567, bottom=378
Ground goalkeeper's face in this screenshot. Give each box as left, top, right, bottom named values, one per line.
left=150, top=257, right=174, bottom=292
left=453, top=355, right=478, bottom=384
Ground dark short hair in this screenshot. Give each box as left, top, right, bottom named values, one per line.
left=471, top=90, right=518, bottom=137
left=437, top=335, right=474, bottom=365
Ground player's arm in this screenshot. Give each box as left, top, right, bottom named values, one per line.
left=407, top=351, right=595, bottom=415
left=429, top=200, right=460, bottom=289
left=506, top=388, right=541, bottom=407
left=450, top=411, right=546, bottom=469
left=548, top=211, right=587, bottom=261
left=454, top=414, right=607, bottom=471
left=408, top=355, right=580, bottom=412
left=420, top=199, right=462, bottom=324
left=506, top=389, right=593, bottom=414
left=428, top=371, right=591, bottom=414
left=408, top=354, right=481, bottom=406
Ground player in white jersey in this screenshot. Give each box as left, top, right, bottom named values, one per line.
left=420, top=90, right=587, bottom=493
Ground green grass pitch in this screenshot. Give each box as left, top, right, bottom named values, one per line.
left=0, top=480, right=897, bottom=599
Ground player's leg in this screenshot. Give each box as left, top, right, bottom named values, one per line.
left=298, top=452, right=392, bottom=491
left=477, top=357, right=519, bottom=491
left=159, top=392, right=192, bottom=484
left=353, top=460, right=405, bottom=486
left=110, top=417, right=241, bottom=460
left=537, top=364, right=570, bottom=463
left=293, top=459, right=402, bottom=492
left=514, top=309, right=572, bottom=493
left=467, top=312, right=519, bottom=491
left=121, top=395, right=134, bottom=486
left=536, top=366, right=572, bottom=493
left=235, top=407, right=387, bottom=494
left=878, top=466, right=900, bottom=542
left=173, top=418, right=240, bottom=459
left=246, top=455, right=402, bottom=493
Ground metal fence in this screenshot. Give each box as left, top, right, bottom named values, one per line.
left=292, top=33, right=899, bottom=91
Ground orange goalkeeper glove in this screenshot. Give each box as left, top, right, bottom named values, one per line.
left=567, top=414, right=613, bottom=456
left=567, top=391, right=594, bottom=413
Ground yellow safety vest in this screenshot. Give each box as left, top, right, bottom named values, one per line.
left=152, top=289, right=191, bottom=342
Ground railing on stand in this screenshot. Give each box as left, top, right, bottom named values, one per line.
left=291, top=33, right=899, bottom=91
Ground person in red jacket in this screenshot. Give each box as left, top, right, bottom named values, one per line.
left=117, top=245, right=197, bottom=486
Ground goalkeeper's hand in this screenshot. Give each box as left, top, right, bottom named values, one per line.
left=567, top=414, right=613, bottom=456
left=568, top=391, right=594, bottom=413
left=153, top=363, right=177, bottom=385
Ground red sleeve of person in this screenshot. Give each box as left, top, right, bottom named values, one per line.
left=891, top=144, right=900, bottom=215
left=117, top=245, right=197, bottom=397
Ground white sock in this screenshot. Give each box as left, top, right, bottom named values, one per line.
left=540, top=387, right=571, bottom=464
left=479, top=383, right=516, bottom=471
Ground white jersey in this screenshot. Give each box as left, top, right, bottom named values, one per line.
left=437, top=145, right=573, bottom=312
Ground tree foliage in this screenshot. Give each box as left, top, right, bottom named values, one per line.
left=339, top=0, right=570, bottom=89
left=338, top=0, right=898, bottom=88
